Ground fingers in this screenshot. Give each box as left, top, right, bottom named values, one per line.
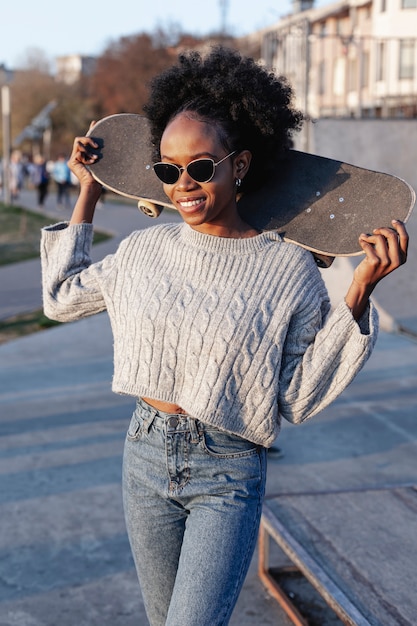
left=391, top=219, right=409, bottom=260
left=358, top=233, right=390, bottom=276
left=356, top=220, right=409, bottom=286
left=70, top=136, right=99, bottom=166
left=367, top=220, right=408, bottom=267
left=68, top=120, right=100, bottom=166
left=67, top=127, right=101, bottom=187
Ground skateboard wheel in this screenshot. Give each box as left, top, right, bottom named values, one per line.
left=138, top=200, right=163, bottom=218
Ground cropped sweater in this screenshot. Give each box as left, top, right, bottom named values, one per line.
left=41, top=221, right=378, bottom=446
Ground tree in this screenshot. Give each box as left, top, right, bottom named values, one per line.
left=88, top=29, right=203, bottom=118
left=1, top=29, right=235, bottom=161
left=9, top=68, right=57, bottom=152
left=8, top=69, right=94, bottom=159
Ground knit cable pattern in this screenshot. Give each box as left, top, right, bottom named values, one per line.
left=41, top=222, right=378, bottom=446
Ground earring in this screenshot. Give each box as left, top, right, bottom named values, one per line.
left=235, top=178, right=242, bottom=188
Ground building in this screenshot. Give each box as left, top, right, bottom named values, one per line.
left=260, top=0, right=417, bottom=119
left=55, top=55, right=97, bottom=85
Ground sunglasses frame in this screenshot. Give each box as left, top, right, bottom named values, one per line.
left=153, top=151, right=237, bottom=185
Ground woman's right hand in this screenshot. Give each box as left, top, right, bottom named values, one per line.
left=67, top=122, right=102, bottom=191
left=68, top=122, right=104, bottom=225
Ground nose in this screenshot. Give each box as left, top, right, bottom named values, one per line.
left=176, top=167, right=198, bottom=189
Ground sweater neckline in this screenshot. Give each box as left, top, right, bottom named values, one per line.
left=180, top=224, right=281, bottom=254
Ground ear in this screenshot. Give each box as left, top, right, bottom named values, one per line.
left=233, top=150, right=252, bottom=181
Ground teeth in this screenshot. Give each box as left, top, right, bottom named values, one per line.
left=179, top=198, right=203, bottom=208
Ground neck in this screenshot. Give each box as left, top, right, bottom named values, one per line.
left=191, top=217, right=260, bottom=239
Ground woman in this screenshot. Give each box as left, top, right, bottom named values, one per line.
left=41, top=48, right=408, bottom=626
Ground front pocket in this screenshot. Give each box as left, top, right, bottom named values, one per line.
left=202, top=428, right=258, bottom=459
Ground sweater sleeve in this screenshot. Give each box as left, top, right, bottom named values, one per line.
left=278, top=285, right=378, bottom=424
left=40, top=222, right=114, bottom=322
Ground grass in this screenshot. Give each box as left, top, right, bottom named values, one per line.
left=0, top=203, right=111, bottom=266
left=0, top=202, right=112, bottom=344
left=0, top=309, right=61, bottom=345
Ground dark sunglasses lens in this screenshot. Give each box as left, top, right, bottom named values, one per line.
left=187, top=159, right=214, bottom=183
left=153, top=163, right=180, bottom=184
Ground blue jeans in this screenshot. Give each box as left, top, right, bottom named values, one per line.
left=123, top=398, right=267, bottom=626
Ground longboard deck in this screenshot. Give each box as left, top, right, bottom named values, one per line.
left=87, top=114, right=415, bottom=257
left=238, top=150, right=415, bottom=256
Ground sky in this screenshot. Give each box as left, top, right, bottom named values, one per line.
left=1, top=0, right=325, bottom=70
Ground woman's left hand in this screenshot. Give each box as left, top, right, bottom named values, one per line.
left=354, top=220, right=408, bottom=289
left=345, top=220, right=408, bottom=320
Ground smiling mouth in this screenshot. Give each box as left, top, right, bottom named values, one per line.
left=177, top=198, right=205, bottom=209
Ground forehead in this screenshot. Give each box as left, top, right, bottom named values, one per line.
left=160, top=113, right=223, bottom=158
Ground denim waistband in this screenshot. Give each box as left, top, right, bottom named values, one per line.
left=136, top=397, right=207, bottom=437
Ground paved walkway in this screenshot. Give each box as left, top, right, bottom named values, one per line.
left=0, top=189, right=416, bottom=625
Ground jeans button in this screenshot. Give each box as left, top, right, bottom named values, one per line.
left=168, top=416, right=179, bottom=428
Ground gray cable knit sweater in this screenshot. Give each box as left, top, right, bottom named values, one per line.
left=41, top=221, right=378, bottom=446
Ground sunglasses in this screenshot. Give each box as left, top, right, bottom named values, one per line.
left=153, top=151, right=236, bottom=185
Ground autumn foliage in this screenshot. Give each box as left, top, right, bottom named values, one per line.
left=3, top=29, right=233, bottom=159
left=89, top=32, right=178, bottom=118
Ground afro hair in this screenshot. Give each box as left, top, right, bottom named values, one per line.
left=144, top=47, right=304, bottom=192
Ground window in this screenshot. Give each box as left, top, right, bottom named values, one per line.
left=335, top=18, right=342, bottom=35
left=361, top=51, right=370, bottom=88
left=333, top=58, right=345, bottom=95
left=399, top=39, right=415, bottom=79
left=376, top=41, right=386, bottom=81
left=318, top=60, right=326, bottom=95
left=348, top=58, right=358, bottom=91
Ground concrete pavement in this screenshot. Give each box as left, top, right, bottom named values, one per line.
left=0, top=189, right=416, bottom=625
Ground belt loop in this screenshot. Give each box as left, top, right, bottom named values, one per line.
left=189, top=418, right=200, bottom=444
left=137, top=398, right=158, bottom=434
left=143, top=411, right=157, bottom=434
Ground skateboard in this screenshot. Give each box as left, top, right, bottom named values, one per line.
left=87, top=113, right=415, bottom=267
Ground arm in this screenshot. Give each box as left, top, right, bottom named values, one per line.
left=278, top=220, right=408, bottom=424
left=41, top=124, right=109, bottom=322
left=345, top=220, right=409, bottom=320
left=278, top=288, right=378, bottom=425
left=67, top=122, right=103, bottom=225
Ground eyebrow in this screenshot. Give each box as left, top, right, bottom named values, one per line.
left=159, top=152, right=218, bottom=163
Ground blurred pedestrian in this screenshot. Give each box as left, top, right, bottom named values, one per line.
left=52, top=154, right=71, bottom=208
left=30, top=154, right=50, bottom=208
left=9, top=150, right=24, bottom=201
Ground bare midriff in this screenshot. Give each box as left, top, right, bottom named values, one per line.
left=142, top=397, right=187, bottom=414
